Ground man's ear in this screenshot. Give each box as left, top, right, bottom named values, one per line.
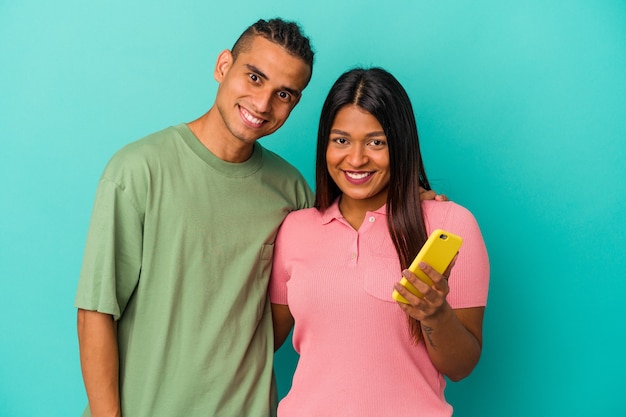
left=214, top=49, right=233, bottom=82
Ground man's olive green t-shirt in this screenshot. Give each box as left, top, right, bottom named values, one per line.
left=75, top=124, right=313, bottom=416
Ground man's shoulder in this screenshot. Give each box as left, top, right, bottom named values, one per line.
left=104, top=125, right=183, bottom=168
left=258, top=145, right=303, bottom=177
left=114, top=125, right=181, bottom=159
left=257, top=145, right=314, bottom=206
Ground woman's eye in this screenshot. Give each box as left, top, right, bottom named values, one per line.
left=333, top=137, right=347, bottom=144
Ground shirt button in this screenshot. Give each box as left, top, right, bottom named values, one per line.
left=369, top=216, right=376, bottom=223
left=351, top=253, right=357, bottom=259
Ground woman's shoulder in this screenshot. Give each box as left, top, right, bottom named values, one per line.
left=276, top=208, right=325, bottom=246
left=283, top=207, right=321, bottom=224
left=422, top=199, right=474, bottom=218
left=422, top=200, right=480, bottom=234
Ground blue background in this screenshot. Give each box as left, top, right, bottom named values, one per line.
left=1, top=1, right=625, bottom=416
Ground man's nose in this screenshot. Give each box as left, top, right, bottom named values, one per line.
left=251, top=89, right=273, bottom=114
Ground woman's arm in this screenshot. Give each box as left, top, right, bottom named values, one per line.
left=419, top=304, right=483, bottom=381
left=393, top=262, right=484, bottom=381
left=271, top=303, right=295, bottom=351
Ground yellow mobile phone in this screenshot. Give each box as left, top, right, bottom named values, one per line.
left=392, top=229, right=462, bottom=304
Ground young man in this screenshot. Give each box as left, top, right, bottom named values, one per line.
left=75, top=19, right=314, bottom=417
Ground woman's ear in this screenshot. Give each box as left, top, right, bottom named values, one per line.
left=214, top=49, right=233, bottom=82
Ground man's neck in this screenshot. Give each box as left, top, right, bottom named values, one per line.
left=187, top=109, right=254, bottom=163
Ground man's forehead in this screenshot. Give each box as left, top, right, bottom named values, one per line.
left=238, top=36, right=306, bottom=63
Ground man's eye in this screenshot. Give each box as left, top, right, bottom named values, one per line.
left=249, top=74, right=259, bottom=82
left=278, top=91, right=291, bottom=100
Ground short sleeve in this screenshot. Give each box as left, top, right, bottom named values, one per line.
left=440, top=204, right=490, bottom=308
left=74, top=178, right=143, bottom=320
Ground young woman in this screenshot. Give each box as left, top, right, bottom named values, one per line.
left=270, top=67, right=490, bottom=416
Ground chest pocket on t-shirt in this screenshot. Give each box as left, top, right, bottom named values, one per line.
left=363, top=247, right=403, bottom=303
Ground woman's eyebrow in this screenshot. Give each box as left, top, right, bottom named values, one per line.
left=330, top=129, right=385, bottom=137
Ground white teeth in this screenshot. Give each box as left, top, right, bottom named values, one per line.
left=242, top=108, right=264, bottom=125
left=346, top=171, right=370, bottom=179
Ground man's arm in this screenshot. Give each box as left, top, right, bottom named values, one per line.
left=77, top=309, right=121, bottom=417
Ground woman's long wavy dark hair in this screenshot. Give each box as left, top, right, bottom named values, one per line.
left=314, top=67, right=431, bottom=342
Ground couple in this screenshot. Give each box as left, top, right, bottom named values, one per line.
left=75, top=18, right=489, bottom=417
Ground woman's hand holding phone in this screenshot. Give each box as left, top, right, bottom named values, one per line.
left=393, top=259, right=456, bottom=322
left=392, top=229, right=461, bottom=320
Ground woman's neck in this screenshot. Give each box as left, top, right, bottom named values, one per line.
left=338, top=195, right=386, bottom=230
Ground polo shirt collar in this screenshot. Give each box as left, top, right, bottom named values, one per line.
left=320, top=197, right=388, bottom=225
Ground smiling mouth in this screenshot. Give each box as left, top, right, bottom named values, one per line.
left=240, top=106, right=266, bottom=127
left=346, top=171, right=371, bottom=180
left=344, top=171, right=374, bottom=184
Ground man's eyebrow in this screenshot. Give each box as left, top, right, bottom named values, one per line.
left=245, top=64, right=302, bottom=98
left=246, top=64, right=268, bottom=81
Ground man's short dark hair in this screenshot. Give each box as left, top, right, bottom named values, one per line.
left=232, top=18, right=315, bottom=70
